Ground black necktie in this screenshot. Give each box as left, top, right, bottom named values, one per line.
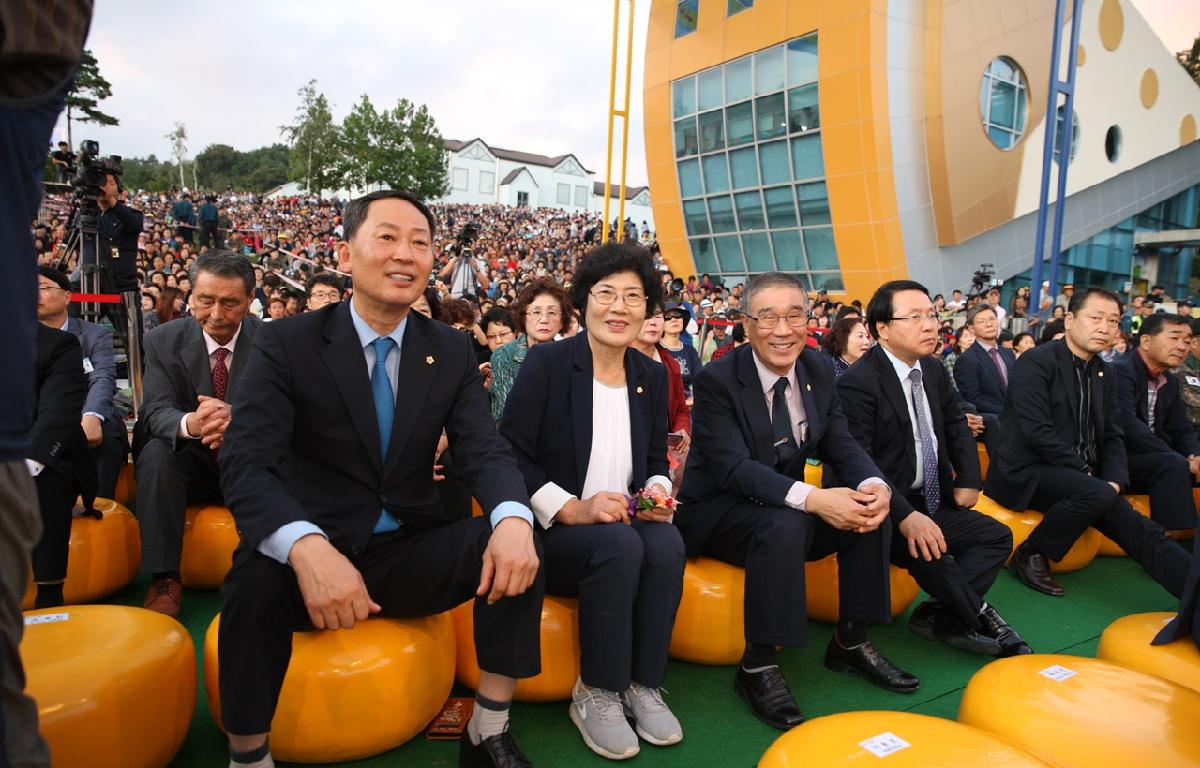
left=772, top=377, right=798, bottom=470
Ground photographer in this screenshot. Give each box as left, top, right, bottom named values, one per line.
left=95, top=172, right=144, bottom=293
left=439, top=244, right=490, bottom=299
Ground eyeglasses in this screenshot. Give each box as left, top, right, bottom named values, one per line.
left=891, top=312, right=940, bottom=324
left=38, top=284, right=68, bottom=294
left=748, top=311, right=806, bottom=330
left=526, top=308, right=562, bottom=320
left=486, top=329, right=514, bottom=341
left=589, top=288, right=646, bottom=307
left=308, top=291, right=340, bottom=300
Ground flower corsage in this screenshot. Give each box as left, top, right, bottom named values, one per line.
left=627, top=485, right=679, bottom=520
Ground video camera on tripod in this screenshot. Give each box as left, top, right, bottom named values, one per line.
left=69, top=139, right=124, bottom=232
left=969, top=262, right=997, bottom=296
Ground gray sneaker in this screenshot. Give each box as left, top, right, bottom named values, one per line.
left=569, top=678, right=640, bottom=760
left=622, top=683, right=683, bottom=746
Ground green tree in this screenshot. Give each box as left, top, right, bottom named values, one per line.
left=165, top=122, right=189, bottom=189
left=65, top=49, right=119, bottom=148
left=281, top=79, right=340, bottom=193
left=335, top=94, right=449, bottom=200
left=1179, top=34, right=1200, bottom=85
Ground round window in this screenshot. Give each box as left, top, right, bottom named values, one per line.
left=1105, top=125, right=1122, bottom=162
left=980, top=56, right=1030, bottom=150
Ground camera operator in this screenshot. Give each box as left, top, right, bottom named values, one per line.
left=95, top=172, right=144, bottom=294
left=439, top=244, right=490, bottom=300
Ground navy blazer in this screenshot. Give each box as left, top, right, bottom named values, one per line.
left=984, top=340, right=1127, bottom=510
left=677, top=344, right=884, bottom=556
left=838, top=344, right=982, bottom=522
left=499, top=333, right=669, bottom=527
left=1112, top=351, right=1200, bottom=458
left=66, top=316, right=116, bottom=421
left=220, top=303, right=530, bottom=554
left=953, top=342, right=1014, bottom=417
left=32, top=325, right=97, bottom=505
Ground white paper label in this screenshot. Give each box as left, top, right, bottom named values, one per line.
left=1039, top=664, right=1077, bottom=682
left=24, top=613, right=69, bottom=625
left=859, top=732, right=911, bottom=757
left=1186, top=376, right=1200, bottom=387
left=82, top=357, right=94, bottom=374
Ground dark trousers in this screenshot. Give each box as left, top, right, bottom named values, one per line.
left=700, top=502, right=891, bottom=646
left=542, top=520, right=684, bottom=691
left=1127, top=451, right=1198, bottom=531
left=891, top=496, right=1012, bottom=628
left=199, top=222, right=220, bottom=249
left=134, top=439, right=222, bottom=574
left=94, top=415, right=128, bottom=500
left=31, top=466, right=77, bottom=584
left=218, top=515, right=544, bottom=735
left=979, top=414, right=1001, bottom=460
left=1027, top=466, right=1190, bottom=598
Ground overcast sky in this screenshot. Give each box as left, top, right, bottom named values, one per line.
left=60, top=0, right=1197, bottom=189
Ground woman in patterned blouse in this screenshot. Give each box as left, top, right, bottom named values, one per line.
left=488, top=277, right=571, bottom=421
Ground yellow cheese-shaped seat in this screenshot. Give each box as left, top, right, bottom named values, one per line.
left=1098, top=611, right=1200, bottom=694
left=22, top=498, right=140, bottom=609
left=113, top=461, right=136, bottom=507
left=180, top=504, right=239, bottom=588
left=974, top=495, right=1099, bottom=572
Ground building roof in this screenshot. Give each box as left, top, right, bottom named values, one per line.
left=500, top=166, right=538, bottom=186
left=593, top=181, right=649, bottom=200
left=445, top=138, right=594, bottom=174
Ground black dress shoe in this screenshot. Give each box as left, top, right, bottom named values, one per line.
left=979, top=605, right=1034, bottom=657
left=909, top=599, right=1003, bottom=656
left=824, top=639, right=920, bottom=693
left=460, top=729, right=532, bottom=768
left=906, top=599, right=948, bottom=641
left=1008, top=544, right=1065, bottom=596
left=734, top=665, right=805, bottom=730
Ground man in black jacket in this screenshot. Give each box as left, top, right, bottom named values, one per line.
left=95, top=172, right=143, bottom=293
left=953, top=304, right=1015, bottom=458
left=1112, top=313, right=1200, bottom=530
left=840, top=281, right=1029, bottom=657
left=984, top=287, right=1191, bottom=598
left=679, top=272, right=913, bottom=732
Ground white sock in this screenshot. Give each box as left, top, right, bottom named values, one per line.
left=229, top=755, right=273, bottom=768
left=467, top=695, right=511, bottom=745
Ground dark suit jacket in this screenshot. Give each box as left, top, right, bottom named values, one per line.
left=837, top=345, right=982, bottom=523
left=1112, top=351, right=1200, bottom=458
left=953, top=342, right=1014, bottom=417
left=499, top=333, right=669, bottom=526
left=984, top=339, right=1127, bottom=510
left=66, top=316, right=116, bottom=421
left=32, top=325, right=96, bottom=503
left=139, top=315, right=261, bottom=452
left=677, top=344, right=884, bottom=556
left=219, top=303, right=530, bottom=555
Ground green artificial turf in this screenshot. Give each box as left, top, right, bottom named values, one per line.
left=89, top=552, right=1183, bottom=767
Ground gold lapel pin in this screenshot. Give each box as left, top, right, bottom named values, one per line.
left=425, top=356, right=435, bottom=365
left=805, top=383, right=811, bottom=391
left=636, top=385, right=644, bottom=394
left=1098, top=371, right=1104, bottom=377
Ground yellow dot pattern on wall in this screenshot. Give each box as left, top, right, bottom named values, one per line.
left=1099, top=0, right=1123, bottom=51
left=1140, top=69, right=1158, bottom=109
left=1182, top=115, right=1198, bottom=146
left=1076, top=43, right=1086, bottom=66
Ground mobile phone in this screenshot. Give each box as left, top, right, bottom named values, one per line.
left=667, top=431, right=685, bottom=448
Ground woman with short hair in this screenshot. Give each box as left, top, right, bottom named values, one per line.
left=488, top=278, right=570, bottom=421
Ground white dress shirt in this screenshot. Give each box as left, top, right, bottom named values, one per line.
left=879, top=345, right=938, bottom=490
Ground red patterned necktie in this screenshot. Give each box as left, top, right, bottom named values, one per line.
left=212, top=347, right=229, bottom=400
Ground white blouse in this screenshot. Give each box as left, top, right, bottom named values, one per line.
left=580, top=379, right=634, bottom=499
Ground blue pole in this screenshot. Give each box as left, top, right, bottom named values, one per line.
left=1047, top=0, right=1084, bottom=302
left=1030, top=0, right=1068, bottom=313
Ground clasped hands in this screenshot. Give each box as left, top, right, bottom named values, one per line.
left=186, top=395, right=231, bottom=450
left=806, top=481, right=891, bottom=533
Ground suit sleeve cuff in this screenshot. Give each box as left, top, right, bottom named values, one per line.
left=84, top=412, right=105, bottom=422
left=784, top=481, right=815, bottom=511
left=259, top=521, right=326, bottom=565
left=857, top=477, right=888, bottom=492
left=530, top=482, right=576, bottom=528
left=489, top=501, right=534, bottom=530
left=646, top=475, right=672, bottom=495
left=178, top=413, right=197, bottom=439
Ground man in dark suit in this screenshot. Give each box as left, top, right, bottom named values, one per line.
left=953, top=304, right=1014, bottom=458
left=1112, top=313, right=1200, bottom=530
left=37, top=266, right=127, bottom=499
left=29, top=324, right=97, bottom=608
left=218, top=190, right=542, bottom=768
left=839, top=281, right=1029, bottom=657
left=679, top=272, right=914, bottom=732
left=135, top=250, right=261, bottom=618
left=984, top=287, right=1191, bottom=598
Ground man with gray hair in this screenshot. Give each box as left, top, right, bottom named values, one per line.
left=134, top=249, right=262, bottom=617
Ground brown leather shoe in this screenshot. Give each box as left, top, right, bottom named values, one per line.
left=1008, top=544, right=1065, bottom=597
left=143, top=577, right=182, bottom=619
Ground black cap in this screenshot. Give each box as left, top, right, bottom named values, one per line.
left=38, top=265, right=70, bottom=292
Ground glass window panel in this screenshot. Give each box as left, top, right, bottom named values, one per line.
left=707, top=195, right=736, bottom=233
left=787, top=84, right=819, bottom=133
left=755, top=93, right=787, bottom=141
left=672, top=77, right=696, bottom=118
left=803, top=227, right=839, bottom=270
left=698, top=110, right=725, bottom=153
left=674, top=117, right=698, bottom=157
left=989, top=81, right=1016, bottom=129
left=754, top=46, right=785, bottom=95
left=790, top=134, right=824, bottom=179
left=734, top=190, right=765, bottom=230
left=690, top=237, right=718, bottom=274
left=759, top=140, right=789, bottom=185
left=701, top=154, right=730, bottom=193
left=725, top=57, right=752, bottom=102
left=677, top=158, right=703, bottom=198
left=787, top=36, right=819, bottom=86
left=810, top=272, right=844, bottom=291
left=683, top=199, right=710, bottom=236
left=729, top=146, right=759, bottom=189
left=727, top=0, right=753, bottom=16
left=796, top=182, right=831, bottom=225
left=743, top=233, right=773, bottom=272
left=990, top=56, right=1015, bottom=80
left=675, top=0, right=698, bottom=37
left=763, top=186, right=797, bottom=228
left=698, top=69, right=724, bottom=111
left=987, top=125, right=1013, bottom=149
left=771, top=229, right=805, bottom=272
left=714, top=235, right=746, bottom=272
left=726, top=101, right=754, bottom=146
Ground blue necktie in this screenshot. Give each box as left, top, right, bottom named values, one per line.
left=371, top=337, right=400, bottom=533
left=908, top=368, right=942, bottom=514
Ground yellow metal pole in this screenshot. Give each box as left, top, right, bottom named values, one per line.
left=602, top=0, right=621, bottom=244
left=616, top=0, right=635, bottom=242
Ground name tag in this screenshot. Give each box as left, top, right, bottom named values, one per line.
left=82, top=357, right=94, bottom=374
left=1187, top=376, right=1200, bottom=387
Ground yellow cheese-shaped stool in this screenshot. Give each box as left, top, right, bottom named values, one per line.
left=760, top=710, right=1051, bottom=767
left=22, top=605, right=196, bottom=768
left=205, top=612, right=455, bottom=763
left=977, top=443, right=990, bottom=482
left=974, top=495, right=1099, bottom=572
left=180, top=504, right=240, bottom=588
left=113, top=461, right=136, bottom=507
left=805, top=555, right=919, bottom=623
left=1098, top=611, right=1200, bottom=694
left=670, top=557, right=747, bottom=664
left=959, top=654, right=1200, bottom=767
left=22, top=498, right=140, bottom=610
left=452, top=596, right=580, bottom=701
